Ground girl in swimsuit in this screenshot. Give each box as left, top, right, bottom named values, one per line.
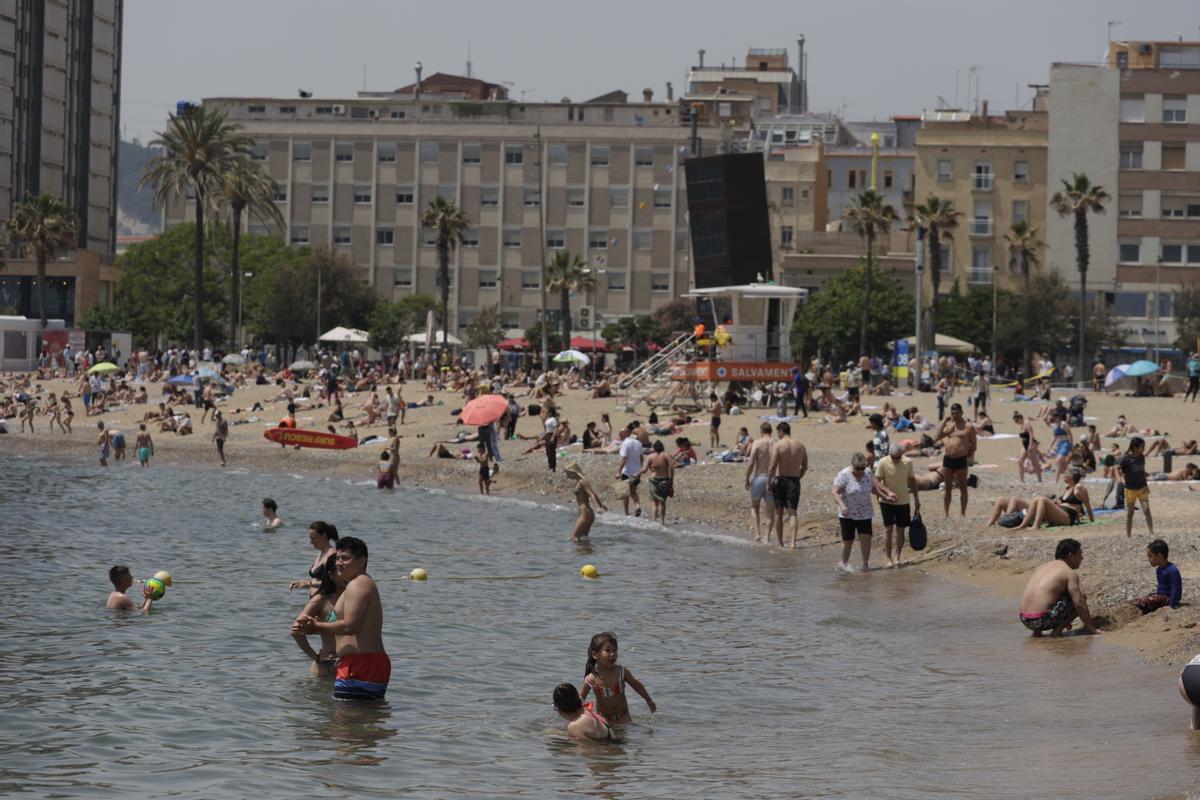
left=579, top=631, right=656, bottom=724
left=564, top=463, right=606, bottom=540
left=290, top=554, right=341, bottom=677
left=289, top=521, right=339, bottom=594
left=1014, top=468, right=1093, bottom=530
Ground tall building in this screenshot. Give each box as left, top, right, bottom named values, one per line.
left=0, top=0, right=123, bottom=325
left=1047, top=40, right=1200, bottom=351
left=169, top=81, right=707, bottom=336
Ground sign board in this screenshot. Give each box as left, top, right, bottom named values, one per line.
left=892, top=338, right=909, bottom=380
left=670, top=361, right=797, bottom=382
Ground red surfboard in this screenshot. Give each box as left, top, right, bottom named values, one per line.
left=263, top=427, right=359, bottom=450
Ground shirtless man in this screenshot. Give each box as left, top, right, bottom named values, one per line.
left=933, top=403, right=976, bottom=517
left=708, top=393, right=723, bottom=449
left=767, top=421, right=809, bottom=548
left=745, top=422, right=776, bottom=542
left=292, top=537, right=390, bottom=700
left=637, top=440, right=674, bottom=526
left=96, top=420, right=111, bottom=467
left=1018, top=538, right=1101, bottom=637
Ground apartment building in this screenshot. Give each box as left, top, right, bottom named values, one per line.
left=169, top=83, right=704, bottom=335
left=684, top=46, right=803, bottom=129
left=1047, top=40, right=1200, bottom=349
left=0, top=0, right=123, bottom=325
left=763, top=142, right=827, bottom=270
left=914, top=106, right=1047, bottom=295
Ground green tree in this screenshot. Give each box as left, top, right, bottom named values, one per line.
left=911, top=196, right=961, bottom=341
left=218, top=157, right=283, bottom=349
left=1173, top=283, right=1200, bottom=352
left=1051, top=172, right=1109, bottom=381
left=544, top=250, right=594, bottom=350
left=79, top=303, right=132, bottom=332
left=463, top=304, right=505, bottom=360
left=4, top=193, right=78, bottom=328
left=936, top=281, right=1017, bottom=358
left=650, top=298, right=695, bottom=341
left=1003, top=221, right=1044, bottom=375
left=366, top=292, right=441, bottom=354
left=251, top=247, right=376, bottom=345
left=418, top=197, right=470, bottom=351
left=792, top=262, right=913, bottom=360
left=524, top=321, right=563, bottom=357
left=844, top=189, right=897, bottom=356
left=141, top=106, right=251, bottom=350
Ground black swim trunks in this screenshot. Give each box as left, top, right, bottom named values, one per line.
left=839, top=517, right=872, bottom=541
left=772, top=476, right=801, bottom=510
left=943, top=454, right=969, bottom=471
left=879, top=502, right=911, bottom=528
left=1020, top=595, right=1075, bottom=633
left=710, top=416, right=721, bottom=429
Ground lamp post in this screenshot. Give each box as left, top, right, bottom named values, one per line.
left=238, top=271, right=252, bottom=348
left=914, top=227, right=925, bottom=387
left=1155, top=256, right=1163, bottom=362
left=991, top=262, right=998, bottom=369
left=534, top=126, right=548, bottom=374
left=584, top=267, right=606, bottom=379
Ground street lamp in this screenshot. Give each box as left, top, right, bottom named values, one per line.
left=991, top=262, right=998, bottom=369
left=583, top=267, right=606, bottom=379
left=238, top=271, right=252, bottom=348
left=1155, top=256, right=1163, bottom=362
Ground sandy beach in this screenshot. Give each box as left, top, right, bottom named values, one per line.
left=6, top=371, right=1200, bottom=664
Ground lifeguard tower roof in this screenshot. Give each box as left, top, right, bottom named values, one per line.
left=682, top=283, right=808, bottom=301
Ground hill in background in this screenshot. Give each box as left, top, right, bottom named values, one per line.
left=117, top=138, right=160, bottom=236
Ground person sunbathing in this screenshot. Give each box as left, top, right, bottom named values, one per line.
left=1151, top=463, right=1200, bottom=481
left=1145, top=438, right=1198, bottom=458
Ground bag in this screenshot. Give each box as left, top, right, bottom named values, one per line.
left=997, top=509, right=1025, bottom=528
left=612, top=479, right=631, bottom=500
left=908, top=512, right=927, bottom=551
left=1100, top=479, right=1125, bottom=510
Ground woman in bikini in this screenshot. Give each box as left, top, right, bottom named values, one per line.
left=289, top=521, right=339, bottom=594
left=578, top=631, right=656, bottom=724
left=1014, top=468, right=1094, bottom=530
left=564, top=463, right=606, bottom=539
left=290, top=553, right=341, bottom=677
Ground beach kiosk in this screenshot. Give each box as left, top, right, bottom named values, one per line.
left=674, top=283, right=808, bottom=382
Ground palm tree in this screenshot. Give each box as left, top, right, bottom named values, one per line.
left=4, top=193, right=78, bottom=328
left=1050, top=172, right=1109, bottom=384
left=911, top=196, right=961, bottom=342
left=419, top=197, right=470, bottom=352
left=1003, top=220, right=1044, bottom=376
left=843, top=189, right=896, bottom=356
left=218, top=157, right=283, bottom=349
left=141, top=106, right=251, bottom=352
left=544, top=250, right=595, bottom=353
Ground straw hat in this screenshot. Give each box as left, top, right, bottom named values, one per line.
left=563, top=462, right=583, bottom=477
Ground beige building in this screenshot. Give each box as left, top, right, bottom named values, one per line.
left=169, top=83, right=707, bottom=336
left=0, top=0, right=123, bottom=325
left=914, top=106, right=1048, bottom=297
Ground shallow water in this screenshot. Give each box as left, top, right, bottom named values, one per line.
left=2, top=455, right=1199, bottom=799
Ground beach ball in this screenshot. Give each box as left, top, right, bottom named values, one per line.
left=580, top=564, right=599, bottom=579
left=146, top=577, right=166, bottom=600
left=409, top=568, right=428, bottom=581
left=153, top=570, right=173, bottom=587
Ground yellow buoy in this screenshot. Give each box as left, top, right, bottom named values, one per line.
left=580, top=564, right=599, bottom=579
left=153, top=570, right=173, bottom=587
left=409, top=568, right=428, bottom=581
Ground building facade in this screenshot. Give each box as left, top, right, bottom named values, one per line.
left=170, top=88, right=706, bottom=335
left=0, top=0, right=123, bottom=325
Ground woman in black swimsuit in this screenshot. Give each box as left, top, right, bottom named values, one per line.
left=1014, top=468, right=1093, bottom=530
left=289, top=521, right=339, bottom=593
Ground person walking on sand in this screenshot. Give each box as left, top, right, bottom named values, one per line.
left=1013, top=411, right=1043, bottom=483
left=638, top=440, right=674, bottom=526
left=933, top=403, right=976, bottom=517
left=745, top=422, right=776, bottom=542
left=1018, top=538, right=1101, bottom=637
left=768, top=421, right=808, bottom=548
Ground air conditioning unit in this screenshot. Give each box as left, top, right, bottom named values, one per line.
left=331, top=104, right=346, bottom=115
left=579, top=308, right=590, bottom=323
left=1138, top=43, right=1153, bottom=55
left=367, top=108, right=379, bottom=119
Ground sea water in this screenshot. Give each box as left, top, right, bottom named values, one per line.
left=1, top=456, right=1198, bottom=799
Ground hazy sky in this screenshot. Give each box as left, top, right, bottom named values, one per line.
left=121, top=0, right=1198, bottom=142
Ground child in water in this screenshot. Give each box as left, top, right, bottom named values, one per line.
left=105, top=565, right=153, bottom=612
left=579, top=631, right=656, bottom=724
left=554, top=682, right=621, bottom=742
left=475, top=441, right=493, bottom=495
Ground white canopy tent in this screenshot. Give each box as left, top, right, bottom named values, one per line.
left=888, top=334, right=976, bottom=355
left=409, top=331, right=463, bottom=347
left=318, top=326, right=369, bottom=343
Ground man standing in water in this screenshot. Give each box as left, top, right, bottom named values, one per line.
left=96, top=421, right=111, bottom=467
left=745, top=422, right=775, bottom=542
left=768, top=421, right=808, bottom=548
left=933, top=403, right=976, bottom=517
left=1018, top=538, right=1101, bottom=637
left=293, top=536, right=389, bottom=700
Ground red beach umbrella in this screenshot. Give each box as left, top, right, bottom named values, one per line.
left=459, top=394, right=509, bottom=426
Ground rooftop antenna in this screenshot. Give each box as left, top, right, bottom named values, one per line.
left=1107, top=19, right=1120, bottom=42
left=362, top=64, right=367, bottom=92
left=466, top=41, right=473, bottom=78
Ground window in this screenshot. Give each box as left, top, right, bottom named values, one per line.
left=971, top=199, right=993, bottom=235
left=248, top=104, right=265, bottom=113
left=377, top=142, right=396, bottom=162
left=651, top=272, right=670, bottom=292
left=589, top=230, right=608, bottom=249
left=848, top=170, right=856, bottom=189
left=290, top=225, right=309, bottom=245
left=801, top=189, right=810, bottom=199
left=353, top=185, right=372, bottom=204
left=1119, top=96, right=1145, bottom=123
left=521, top=270, right=540, bottom=289
left=548, top=144, right=567, bottom=165
left=504, top=144, right=524, bottom=164
left=937, top=160, right=952, bottom=181
left=315, top=106, right=333, bottom=115
left=883, top=171, right=894, bottom=189
left=503, top=227, right=521, bottom=248
left=1189, top=245, right=1200, bottom=264
left=394, top=267, right=413, bottom=287
left=782, top=186, right=795, bottom=204
left=480, top=186, right=499, bottom=207
left=311, top=183, right=329, bottom=203
left=1012, top=200, right=1028, bottom=225
left=437, top=184, right=456, bottom=202
left=478, top=269, right=498, bottom=288
left=272, top=186, right=287, bottom=203
left=279, top=105, right=296, bottom=114
left=591, top=146, right=610, bottom=166
left=421, top=229, right=437, bottom=247
left=1162, top=243, right=1184, bottom=263
left=293, top=141, right=312, bottom=161
left=675, top=228, right=689, bottom=250
left=335, top=142, right=354, bottom=162
left=462, top=143, right=481, bottom=164
left=973, top=162, right=993, bottom=190
left=350, top=106, right=369, bottom=119
left=185, top=184, right=195, bottom=200
left=971, top=245, right=991, bottom=270
left=609, top=187, right=629, bottom=207
left=632, top=229, right=652, bottom=250
left=419, top=142, right=439, bottom=164
left=634, top=146, right=654, bottom=167
left=1118, top=194, right=1143, bottom=217
left=1112, top=291, right=1147, bottom=317
left=1190, top=204, right=1200, bottom=218
left=1119, top=241, right=1141, bottom=263
left=607, top=271, right=627, bottom=291
left=780, top=226, right=794, bottom=247
left=1160, top=48, right=1200, bottom=68
left=568, top=187, right=585, bottom=207
left=396, top=185, right=414, bottom=204
left=1014, top=160, right=1029, bottom=182
left=376, top=227, right=394, bottom=246
left=249, top=223, right=268, bottom=236
left=1163, top=96, right=1187, bottom=123
left=1158, top=292, right=1174, bottom=318
left=462, top=228, right=479, bottom=247
left=333, top=225, right=352, bottom=246
left=251, top=142, right=268, bottom=161
left=1119, top=144, right=1143, bottom=169
left=653, top=189, right=672, bottom=208
left=546, top=229, right=565, bottom=249
left=1163, top=143, right=1186, bottom=171
left=523, top=188, right=540, bottom=208
left=859, top=170, right=868, bottom=188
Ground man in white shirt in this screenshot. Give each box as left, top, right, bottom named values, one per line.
left=542, top=408, right=559, bottom=472
left=617, top=427, right=644, bottom=516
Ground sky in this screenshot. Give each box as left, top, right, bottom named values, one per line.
left=120, top=0, right=1199, bottom=143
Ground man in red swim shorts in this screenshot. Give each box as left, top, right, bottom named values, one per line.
left=293, top=536, right=390, bottom=700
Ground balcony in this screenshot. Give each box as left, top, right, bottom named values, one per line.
left=969, top=219, right=994, bottom=237
left=972, top=173, right=994, bottom=191
left=967, top=269, right=994, bottom=286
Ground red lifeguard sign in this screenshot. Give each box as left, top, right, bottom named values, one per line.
left=670, top=361, right=798, bottom=382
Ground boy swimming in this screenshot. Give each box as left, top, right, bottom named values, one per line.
left=105, top=565, right=153, bottom=613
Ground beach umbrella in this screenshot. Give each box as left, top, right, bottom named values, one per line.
left=166, top=374, right=195, bottom=386
left=1124, top=360, right=1160, bottom=377
left=459, top=394, right=509, bottom=426
left=553, top=349, right=591, bottom=366
left=221, top=354, right=245, bottom=366
left=88, top=362, right=120, bottom=375
left=1104, top=365, right=1130, bottom=388
left=195, top=367, right=220, bottom=380
left=290, top=360, right=317, bottom=371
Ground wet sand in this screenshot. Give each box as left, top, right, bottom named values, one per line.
left=6, top=372, right=1200, bottom=664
